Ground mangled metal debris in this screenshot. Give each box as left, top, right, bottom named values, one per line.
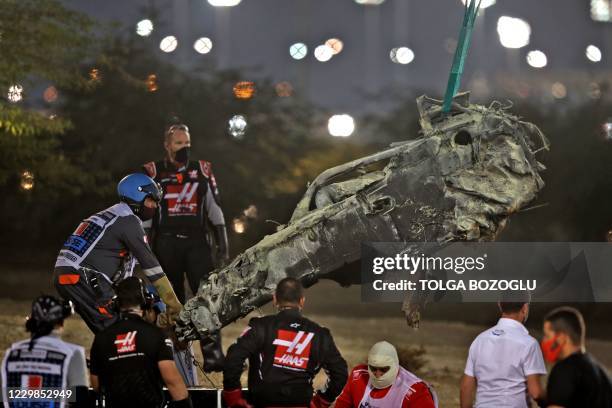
left=176, top=92, right=549, bottom=341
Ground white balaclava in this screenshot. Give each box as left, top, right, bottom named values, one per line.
left=367, top=341, right=400, bottom=389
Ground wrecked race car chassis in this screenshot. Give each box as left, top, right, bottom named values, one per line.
left=176, top=93, right=549, bottom=341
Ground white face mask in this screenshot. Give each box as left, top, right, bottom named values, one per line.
left=367, top=341, right=400, bottom=389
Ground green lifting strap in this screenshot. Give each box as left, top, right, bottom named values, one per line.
left=442, top=0, right=482, bottom=113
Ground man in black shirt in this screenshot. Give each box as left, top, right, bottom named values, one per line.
left=142, top=123, right=229, bottom=303
left=541, top=306, right=612, bottom=408
left=143, top=123, right=229, bottom=371
left=223, top=277, right=348, bottom=408
left=90, top=277, right=192, bottom=408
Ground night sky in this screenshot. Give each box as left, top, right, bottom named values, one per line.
left=65, top=0, right=612, bottom=112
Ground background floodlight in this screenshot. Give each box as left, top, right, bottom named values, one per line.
left=328, top=114, right=355, bottom=137
left=289, top=43, right=308, bottom=60
left=194, top=37, right=213, bottom=54
left=136, top=19, right=154, bottom=37
left=526, top=50, right=547, bottom=68
left=160, top=36, right=178, bottom=53
left=325, top=38, right=344, bottom=55
left=497, top=16, right=531, bottom=49
left=208, top=0, right=241, bottom=6
left=354, top=0, right=385, bottom=5
left=229, top=115, right=248, bottom=138
left=314, top=45, right=334, bottom=62
left=460, top=0, right=496, bottom=9
left=586, top=45, right=602, bottom=62
left=7, top=85, right=23, bottom=103
left=395, top=47, right=414, bottom=64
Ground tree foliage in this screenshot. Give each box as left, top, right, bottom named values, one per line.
left=0, top=0, right=100, bottom=256
left=0, top=28, right=374, bottom=257
left=0, top=0, right=94, bottom=90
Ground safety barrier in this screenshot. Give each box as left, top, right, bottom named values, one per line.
left=88, top=388, right=240, bottom=407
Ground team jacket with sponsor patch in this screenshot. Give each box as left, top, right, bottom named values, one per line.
left=223, top=308, right=348, bottom=406
left=142, top=159, right=225, bottom=233
left=54, top=202, right=164, bottom=283
left=1, top=334, right=88, bottom=408
left=90, top=313, right=174, bottom=408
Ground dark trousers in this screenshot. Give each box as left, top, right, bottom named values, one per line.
left=154, top=233, right=214, bottom=304
left=251, top=384, right=313, bottom=408
left=53, top=267, right=118, bottom=333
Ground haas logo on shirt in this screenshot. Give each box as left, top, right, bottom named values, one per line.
left=272, top=329, right=314, bottom=370
left=164, top=183, right=199, bottom=215
left=114, top=331, right=137, bottom=354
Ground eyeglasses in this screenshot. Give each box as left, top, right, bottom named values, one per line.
left=368, top=365, right=391, bottom=374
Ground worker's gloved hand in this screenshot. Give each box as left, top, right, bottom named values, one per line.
left=162, top=326, right=189, bottom=351
left=310, top=393, right=332, bottom=408
left=152, top=276, right=182, bottom=325
left=156, top=312, right=174, bottom=329
left=222, top=389, right=253, bottom=408
left=214, top=225, right=230, bottom=266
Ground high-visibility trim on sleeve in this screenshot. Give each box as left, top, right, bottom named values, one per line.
left=143, top=266, right=164, bottom=281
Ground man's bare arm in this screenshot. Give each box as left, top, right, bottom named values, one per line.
left=90, top=374, right=99, bottom=392
left=526, top=374, right=545, bottom=402
left=158, top=360, right=189, bottom=401
left=460, top=374, right=477, bottom=408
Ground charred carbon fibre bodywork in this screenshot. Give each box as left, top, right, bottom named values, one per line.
left=176, top=93, right=549, bottom=341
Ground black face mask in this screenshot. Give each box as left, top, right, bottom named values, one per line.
left=138, top=205, right=157, bottom=221
left=174, top=147, right=190, bottom=164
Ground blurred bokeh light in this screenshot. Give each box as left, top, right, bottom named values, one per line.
left=146, top=74, right=158, bottom=92
left=160, top=36, right=178, bottom=53
left=136, top=19, right=153, bottom=37
left=194, top=37, right=213, bottom=54
left=586, top=45, right=602, bottom=62
left=497, top=16, right=531, bottom=49
left=229, top=115, right=247, bottom=138
left=328, top=114, right=355, bottom=137
left=7, top=85, right=23, bottom=103
left=460, top=0, right=496, bottom=8
left=20, top=171, right=34, bottom=191
left=208, top=0, right=241, bottom=6
left=233, top=217, right=246, bottom=233
left=314, top=45, right=333, bottom=62
left=526, top=50, right=547, bottom=68
left=289, top=42, right=308, bottom=60
left=325, top=38, right=344, bottom=55
left=551, top=82, right=567, bottom=99
left=43, top=86, right=58, bottom=103
left=275, top=81, right=293, bottom=97
left=233, top=81, right=256, bottom=99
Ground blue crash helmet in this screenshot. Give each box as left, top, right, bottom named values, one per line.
left=117, top=173, right=162, bottom=206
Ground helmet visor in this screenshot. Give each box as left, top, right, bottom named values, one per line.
left=139, top=182, right=163, bottom=203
